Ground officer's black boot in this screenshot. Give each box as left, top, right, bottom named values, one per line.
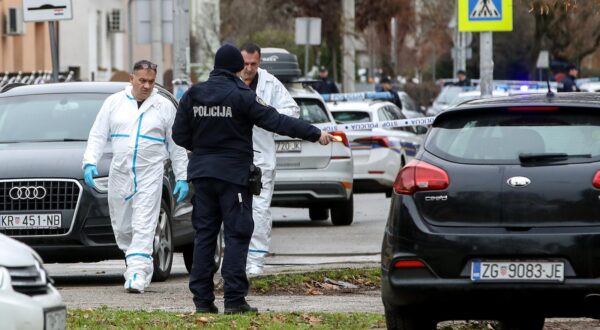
left=224, top=301, right=258, bottom=314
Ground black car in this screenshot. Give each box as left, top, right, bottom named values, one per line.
left=382, top=92, right=600, bottom=329
left=0, top=82, right=220, bottom=281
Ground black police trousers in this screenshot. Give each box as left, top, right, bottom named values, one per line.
left=188, top=177, right=254, bottom=309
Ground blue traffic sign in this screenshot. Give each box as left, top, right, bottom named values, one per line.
left=468, top=0, right=502, bottom=21
left=459, top=0, right=512, bottom=32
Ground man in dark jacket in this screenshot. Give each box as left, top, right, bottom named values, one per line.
left=453, top=70, right=472, bottom=87
left=558, top=65, right=580, bottom=92
left=380, top=77, right=403, bottom=109
left=172, top=44, right=333, bottom=315
left=313, top=66, right=339, bottom=94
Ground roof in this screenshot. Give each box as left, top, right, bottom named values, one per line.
left=261, top=47, right=290, bottom=54
left=327, top=100, right=394, bottom=112
left=0, top=82, right=128, bottom=97
left=450, top=92, right=600, bottom=110
left=284, top=83, right=325, bottom=100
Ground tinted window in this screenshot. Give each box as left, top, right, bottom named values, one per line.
left=0, top=93, right=109, bottom=142
left=331, top=111, right=371, bottom=123
left=385, top=106, right=415, bottom=133
left=400, top=94, right=418, bottom=111
left=378, top=108, right=390, bottom=121
left=426, top=108, right=600, bottom=164
left=296, top=98, right=331, bottom=124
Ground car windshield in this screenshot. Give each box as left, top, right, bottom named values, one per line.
left=0, top=93, right=109, bottom=143
left=426, top=108, right=600, bottom=164
left=330, top=111, right=371, bottom=123
left=296, top=98, right=331, bottom=124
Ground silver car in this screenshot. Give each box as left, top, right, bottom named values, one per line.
left=271, top=82, right=354, bottom=225
left=0, top=234, right=65, bottom=330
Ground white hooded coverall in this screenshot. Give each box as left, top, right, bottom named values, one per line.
left=83, top=86, right=188, bottom=288
left=248, top=68, right=300, bottom=271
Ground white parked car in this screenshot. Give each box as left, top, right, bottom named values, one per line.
left=0, top=233, right=65, bottom=330
left=328, top=100, right=425, bottom=197
left=261, top=48, right=354, bottom=225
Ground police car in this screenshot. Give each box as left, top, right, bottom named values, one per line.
left=261, top=48, right=354, bottom=225
left=327, top=97, right=425, bottom=197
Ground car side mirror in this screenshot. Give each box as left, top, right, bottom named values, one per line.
left=416, top=125, right=428, bottom=135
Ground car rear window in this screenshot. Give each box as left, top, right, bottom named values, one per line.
left=331, top=111, right=371, bottom=123
left=295, top=98, right=331, bottom=124
left=0, top=93, right=109, bottom=143
left=426, top=107, right=600, bottom=164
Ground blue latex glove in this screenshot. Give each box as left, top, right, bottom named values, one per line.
left=83, top=164, right=98, bottom=188
left=173, top=180, right=189, bottom=203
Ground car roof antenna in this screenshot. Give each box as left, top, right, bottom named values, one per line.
left=546, top=68, right=555, bottom=99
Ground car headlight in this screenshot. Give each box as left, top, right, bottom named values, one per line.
left=93, top=177, right=109, bottom=193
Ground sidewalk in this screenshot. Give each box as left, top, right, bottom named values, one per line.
left=53, top=254, right=383, bottom=313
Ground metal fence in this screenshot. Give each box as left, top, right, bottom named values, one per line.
left=0, top=70, right=75, bottom=88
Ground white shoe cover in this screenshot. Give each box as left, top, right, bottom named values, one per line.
left=125, top=272, right=146, bottom=293
left=246, top=265, right=264, bottom=276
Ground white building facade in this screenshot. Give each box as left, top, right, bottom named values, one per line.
left=58, top=0, right=220, bottom=83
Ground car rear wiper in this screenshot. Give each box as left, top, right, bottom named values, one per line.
left=519, top=153, right=591, bottom=162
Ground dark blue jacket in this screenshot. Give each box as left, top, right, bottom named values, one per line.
left=559, top=75, right=580, bottom=92
left=172, top=69, right=321, bottom=186
left=313, top=78, right=339, bottom=94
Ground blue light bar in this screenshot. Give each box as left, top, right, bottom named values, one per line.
left=321, top=91, right=394, bottom=102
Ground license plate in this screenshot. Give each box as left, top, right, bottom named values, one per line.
left=471, top=260, right=564, bottom=282
left=0, top=214, right=61, bottom=229
left=276, top=140, right=302, bottom=153
left=45, top=307, right=66, bottom=330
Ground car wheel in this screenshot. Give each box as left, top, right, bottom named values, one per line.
left=152, top=200, right=173, bottom=282
left=182, top=225, right=223, bottom=274
left=309, top=207, right=328, bottom=221
left=498, top=317, right=545, bottom=330
left=330, top=194, right=354, bottom=226
left=384, top=304, right=436, bottom=330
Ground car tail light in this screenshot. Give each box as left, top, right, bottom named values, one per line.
left=394, top=260, right=425, bottom=268
left=331, top=131, right=350, bottom=147
left=593, top=171, right=600, bottom=188
left=354, top=136, right=390, bottom=147
left=393, top=160, right=449, bottom=195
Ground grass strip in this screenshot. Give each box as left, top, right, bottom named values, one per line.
left=68, top=307, right=386, bottom=329
left=249, top=267, right=380, bottom=294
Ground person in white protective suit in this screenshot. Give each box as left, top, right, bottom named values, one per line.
left=239, top=43, right=300, bottom=275
left=82, top=60, right=189, bottom=293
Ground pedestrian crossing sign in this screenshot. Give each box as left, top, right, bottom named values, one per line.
left=459, top=0, right=513, bottom=32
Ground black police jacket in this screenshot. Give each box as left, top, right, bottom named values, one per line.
left=313, top=78, right=339, bottom=94
left=559, top=75, right=580, bottom=92
left=172, top=69, right=321, bottom=186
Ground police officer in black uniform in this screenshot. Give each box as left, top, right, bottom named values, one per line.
left=379, top=77, right=403, bottom=109
left=558, top=64, right=581, bottom=92
left=172, top=44, right=334, bottom=314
